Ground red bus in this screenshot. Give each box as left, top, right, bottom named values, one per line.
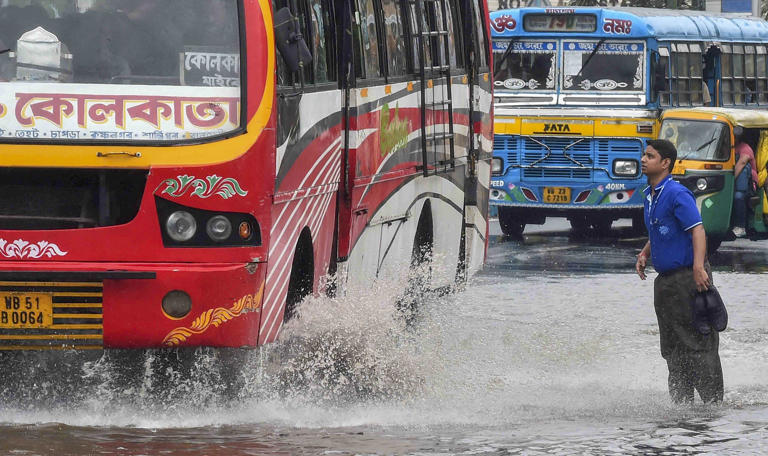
left=0, top=0, right=492, bottom=351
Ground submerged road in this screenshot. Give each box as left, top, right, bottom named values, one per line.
left=0, top=218, right=766, bottom=455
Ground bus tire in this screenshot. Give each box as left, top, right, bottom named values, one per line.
left=283, top=228, right=314, bottom=323
left=398, top=201, right=433, bottom=320
left=498, top=207, right=525, bottom=238
left=569, top=215, right=590, bottom=234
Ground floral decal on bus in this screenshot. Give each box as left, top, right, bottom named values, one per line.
left=379, top=103, right=409, bottom=157
left=162, top=285, right=263, bottom=347
left=0, top=239, right=67, bottom=259
left=159, top=175, right=249, bottom=200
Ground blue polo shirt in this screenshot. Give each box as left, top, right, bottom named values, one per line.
left=643, top=175, right=702, bottom=274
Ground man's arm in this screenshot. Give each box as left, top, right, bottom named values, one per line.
left=735, top=153, right=749, bottom=177
left=690, top=224, right=710, bottom=291
left=636, top=240, right=651, bottom=280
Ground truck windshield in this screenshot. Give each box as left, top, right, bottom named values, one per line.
left=660, top=119, right=731, bottom=161
left=0, top=0, right=240, bottom=143
left=562, top=40, right=644, bottom=92
left=493, top=40, right=556, bottom=91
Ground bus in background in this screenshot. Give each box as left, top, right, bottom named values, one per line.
left=0, top=0, right=492, bottom=352
left=488, top=7, right=768, bottom=237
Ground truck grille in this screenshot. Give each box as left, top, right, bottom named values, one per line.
left=0, top=281, right=103, bottom=350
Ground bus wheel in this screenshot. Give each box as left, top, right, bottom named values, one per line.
left=590, top=217, right=612, bottom=236
left=498, top=207, right=525, bottom=239
left=398, top=201, right=433, bottom=321
left=218, top=347, right=250, bottom=400
left=569, top=215, right=590, bottom=234
left=707, top=236, right=723, bottom=255
left=284, top=228, right=314, bottom=323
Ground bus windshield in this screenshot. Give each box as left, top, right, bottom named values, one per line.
left=493, top=40, right=556, bottom=91
left=0, top=0, right=241, bottom=143
left=562, top=41, right=644, bottom=92
left=660, top=119, right=731, bottom=161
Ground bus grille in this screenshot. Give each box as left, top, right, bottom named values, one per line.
left=493, top=136, right=643, bottom=181
left=0, top=281, right=103, bottom=350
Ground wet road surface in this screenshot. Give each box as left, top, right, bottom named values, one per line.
left=1, top=218, right=767, bottom=455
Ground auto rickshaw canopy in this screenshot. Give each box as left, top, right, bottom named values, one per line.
left=661, top=107, right=768, bottom=129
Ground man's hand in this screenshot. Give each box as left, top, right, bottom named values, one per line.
left=636, top=253, right=647, bottom=280
left=693, top=264, right=710, bottom=292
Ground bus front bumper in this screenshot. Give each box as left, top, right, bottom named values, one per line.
left=0, top=262, right=266, bottom=350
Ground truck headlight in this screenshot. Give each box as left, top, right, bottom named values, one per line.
left=613, top=159, right=639, bottom=177
left=492, top=157, right=504, bottom=175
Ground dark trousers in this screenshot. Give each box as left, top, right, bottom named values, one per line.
left=654, top=267, right=724, bottom=404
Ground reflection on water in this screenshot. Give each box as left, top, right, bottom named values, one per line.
left=0, top=235, right=767, bottom=454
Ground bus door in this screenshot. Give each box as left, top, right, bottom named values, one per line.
left=410, top=0, right=455, bottom=176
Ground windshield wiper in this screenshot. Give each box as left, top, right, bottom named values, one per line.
left=695, top=136, right=718, bottom=151
left=575, top=38, right=606, bottom=79
left=493, top=37, right=520, bottom=77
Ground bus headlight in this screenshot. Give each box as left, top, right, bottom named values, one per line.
left=696, top=178, right=708, bottom=191
left=206, top=215, right=232, bottom=242
left=613, top=159, right=639, bottom=177
left=492, top=157, right=504, bottom=175
left=166, top=211, right=197, bottom=242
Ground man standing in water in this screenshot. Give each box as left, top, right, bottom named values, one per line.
left=635, top=139, right=724, bottom=404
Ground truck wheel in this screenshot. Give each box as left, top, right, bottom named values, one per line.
left=498, top=207, right=525, bottom=238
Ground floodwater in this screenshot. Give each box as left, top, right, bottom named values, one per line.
left=1, top=219, right=768, bottom=455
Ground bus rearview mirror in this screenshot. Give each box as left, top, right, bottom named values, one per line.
left=274, top=7, right=313, bottom=74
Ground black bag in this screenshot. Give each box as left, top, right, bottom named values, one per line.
left=691, top=285, right=728, bottom=335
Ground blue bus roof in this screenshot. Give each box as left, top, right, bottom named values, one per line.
left=489, top=7, right=768, bottom=42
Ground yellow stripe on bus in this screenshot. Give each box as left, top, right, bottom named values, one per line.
left=0, top=282, right=102, bottom=288
left=0, top=334, right=103, bottom=340
left=53, top=314, right=103, bottom=319
left=0, top=345, right=102, bottom=351
left=52, top=292, right=103, bottom=297
left=50, top=324, right=103, bottom=330
left=53, top=303, right=104, bottom=308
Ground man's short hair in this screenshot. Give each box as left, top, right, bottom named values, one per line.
left=647, top=139, right=677, bottom=173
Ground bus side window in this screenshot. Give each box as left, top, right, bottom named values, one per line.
left=274, top=0, right=295, bottom=87
left=470, top=0, right=488, bottom=69
left=758, top=46, right=768, bottom=104
left=445, top=0, right=463, bottom=69
left=355, top=0, right=383, bottom=79
left=406, top=2, right=429, bottom=71
left=732, top=44, right=745, bottom=104
left=657, top=48, right=671, bottom=106
left=745, top=45, right=757, bottom=104
left=671, top=44, right=690, bottom=106
left=308, top=0, right=336, bottom=83
left=688, top=44, right=703, bottom=105
left=380, top=0, right=407, bottom=77
left=721, top=45, right=734, bottom=105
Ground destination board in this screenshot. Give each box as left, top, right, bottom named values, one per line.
left=524, top=14, right=596, bottom=32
